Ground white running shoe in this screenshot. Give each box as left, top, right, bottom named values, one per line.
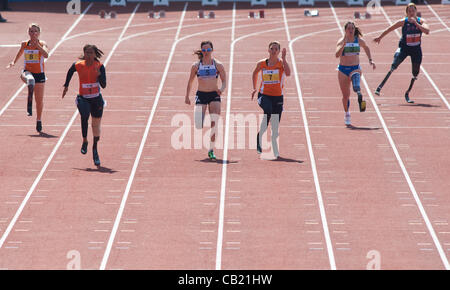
left=345, top=113, right=351, bottom=126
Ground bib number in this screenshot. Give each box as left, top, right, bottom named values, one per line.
left=24, top=50, right=40, bottom=63
left=262, top=69, right=280, bottom=84
left=406, top=34, right=421, bottom=46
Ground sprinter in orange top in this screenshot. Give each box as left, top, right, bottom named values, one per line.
left=7, top=23, right=49, bottom=133
left=251, top=41, right=290, bottom=159
left=62, top=45, right=106, bottom=167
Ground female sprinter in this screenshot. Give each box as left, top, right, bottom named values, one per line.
left=62, top=45, right=106, bottom=167
left=336, top=21, right=375, bottom=126
left=373, top=3, right=429, bottom=103
left=7, top=23, right=49, bottom=132
left=251, top=41, right=291, bottom=158
left=185, top=40, right=227, bottom=161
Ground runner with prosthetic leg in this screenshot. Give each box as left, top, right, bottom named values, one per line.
left=336, top=21, right=375, bottom=126
left=7, top=23, right=49, bottom=132
left=252, top=41, right=291, bottom=158
left=373, top=3, right=429, bottom=104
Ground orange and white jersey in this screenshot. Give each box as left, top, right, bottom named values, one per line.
left=75, top=60, right=102, bottom=98
left=259, top=58, right=285, bottom=96
left=23, top=41, right=45, bottom=73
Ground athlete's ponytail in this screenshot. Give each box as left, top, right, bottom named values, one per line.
left=344, top=21, right=363, bottom=38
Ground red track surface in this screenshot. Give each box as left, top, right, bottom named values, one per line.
left=0, top=1, right=449, bottom=270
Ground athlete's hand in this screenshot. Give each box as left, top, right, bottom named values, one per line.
left=251, top=89, right=257, bottom=100
left=185, top=96, right=191, bottom=105
left=370, top=60, right=376, bottom=70
left=281, top=48, right=287, bottom=60
left=373, top=37, right=381, bottom=44
left=6, top=61, right=14, bottom=69
left=408, top=17, right=417, bottom=25
left=62, top=86, right=68, bottom=99
left=216, top=89, right=222, bottom=96
left=30, top=38, right=40, bottom=47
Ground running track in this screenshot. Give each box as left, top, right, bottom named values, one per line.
left=0, top=1, right=449, bottom=270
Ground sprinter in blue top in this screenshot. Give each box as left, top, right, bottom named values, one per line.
left=185, top=41, right=227, bottom=160
left=373, top=3, right=430, bottom=103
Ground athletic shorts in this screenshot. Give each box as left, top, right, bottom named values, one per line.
left=76, top=94, right=105, bottom=118
left=392, top=45, right=422, bottom=69
left=257, top=93, right=283, bottom=120
left=23, top=70, right=46, bottom=83
left=337, top=64, right=361, bottom=77
left=195, top=90, right=221, bottom=105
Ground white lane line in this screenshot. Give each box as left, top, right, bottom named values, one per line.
left=0, top=4, right=140, bottom=250
left=285, top=2, right=337, bottom=270
left=99, top=2, right=188, bottom=270
left=215, top=1, right=236, bottom=271
left=424, top=1, right=450, bottom=33
left=98, top=5, right=334, bottom=272
left=379, top=6, right=450, bottom=111
left=0, top=3, right=94, bottom=118
left=215, top=3, right=327, bottom=270
left=331, top=2, right=450, bottom=270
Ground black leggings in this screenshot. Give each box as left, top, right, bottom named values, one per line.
left=76, top=95, right=104, bottom=138
left=257, top=93, right=283, bottom=124
left=392, top=45, right=422, bottom=77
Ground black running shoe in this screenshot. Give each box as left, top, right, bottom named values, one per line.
left=405, top=93, right=414, bottom=103
left=93, top=148, right=100, bottom=166
left=36, top=121, right=42, bottom=132
left=374, top=87, right=381, bottom=96
left=81, top=141, right=88, bottom=155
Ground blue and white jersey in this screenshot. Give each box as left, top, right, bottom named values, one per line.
left=196, top=59, right=219, bottom=79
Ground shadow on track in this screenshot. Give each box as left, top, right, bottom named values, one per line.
left=73, top=166, right=118, bottom=174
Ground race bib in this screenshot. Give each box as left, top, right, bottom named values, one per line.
left=24, top=49, right=40, bottom=63
left=262, top=69, right=280, bottom=84
left=81, top=82, right=100, bottom=97
left=343, top=43, right=360, bottom=56
left=82, top=83, right=99, bottom=89
left=406, top=33, right=421, bottom=46
left=198, top=65, right=217, bottom=78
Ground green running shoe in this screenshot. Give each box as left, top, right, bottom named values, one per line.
left=208, top=150, right=216, bottom=160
